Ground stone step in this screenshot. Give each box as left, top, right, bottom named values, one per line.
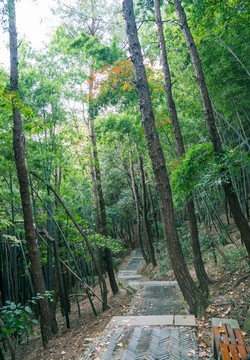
left=109, top=314, right=196, bottom=327
left=84, top=326, right=199, bottom=359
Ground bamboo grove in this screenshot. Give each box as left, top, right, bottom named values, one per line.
left=0, top=0, right=249, bottom=357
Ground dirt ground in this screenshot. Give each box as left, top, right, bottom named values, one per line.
left=4, top=239, right=250, bottom=360
left=19, top=286, right=132, bottom=360
left=195, top=269, right=250, bottom=359
left=6, top=253, right=134, bottom=360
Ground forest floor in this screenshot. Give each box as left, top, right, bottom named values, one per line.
left=7, top=253, right=134, bottom=360
left=5, top=231, right=250, bottom=360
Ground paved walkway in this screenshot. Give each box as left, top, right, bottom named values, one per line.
left=84, top=247, right=199, bottom=359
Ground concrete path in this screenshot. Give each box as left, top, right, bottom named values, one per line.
left=84, top=247, right=199, bottom=359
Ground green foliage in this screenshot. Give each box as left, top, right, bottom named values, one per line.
left=88, top=233, right=124, bottom=254
left=0, top=292, right=53, bottom=343
left=171, top=143, right=214, bottom=197
left=0, top=213, right=13, bottom=230
left=70, top=33, right=125, bottom=68
left=0, top=302, right=37, bottom=342
left=171, top=143, right=250, bottom=200
left=222, top=245, right=248, bottom=272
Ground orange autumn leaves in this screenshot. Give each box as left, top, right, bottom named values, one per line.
left=83, top=60, right=135, bottom=105
left=83, top=59, right=170, bottom=122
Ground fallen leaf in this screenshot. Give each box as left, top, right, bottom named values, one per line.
left=117, top=343, right=123, bottom=347
left=224, top=306, right=231, bottom=315
left=188, top=349, right=196, bottom=356
left=199, top=351, right=208, bottom=356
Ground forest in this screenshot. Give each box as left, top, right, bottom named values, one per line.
left=0, top=0, right=249, bottom=359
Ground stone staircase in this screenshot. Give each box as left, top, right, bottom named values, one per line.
left=84, top=247, right=199, bottom=359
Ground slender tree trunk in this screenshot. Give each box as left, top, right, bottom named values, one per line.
left=8, top=0, right=52, bottom=347
left=0, top=251, right=5, bottom=305
left=173, top=0, right=250, bottom=259
left=130, top=155, right=150, bottom=264
left=50, top=247, right=60, bottom=334
left=53, top=168, right=70, bottom=328
left=145, top=172, right=160, bottom=241
left=123, top=0, right=208, bottom=316
left=186, top=199, right=211, bottom=289
left=89, top=151, right=103, bottom=273
left=86, top=152, right=103, bottom=275
left=154, top=0, right=210, bottom=293
left=138, top=156, right=157, bottom=267
left=32, top=175, right=109, bottom=310
left=89, top=115, right=119, bottom=295
left=88, top=71, right=119, bottom=295
left=89, top=160, right=100, bottom=233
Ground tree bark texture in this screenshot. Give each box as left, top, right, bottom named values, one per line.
left=173, top=0, right=250, bottom=258
left=154, top=0, right=209, bottom=293
left=123, top=0, right=208, bottom=316
left=173, top=0, right=222, bottom=153
left=154, top=0, right=185, bottom=156
left=144, top=172, right=160, bottom=241
left=138, top=156, right=157, bottom=267
left=8, top=0, right=52, bottom=347
left=50, top=250, right=60, bottom=334
left=90, top=115, right=119, bottom=295
left=88, top=71, right=119, bottom=295
left=130, top=156, right=150, bottom=264
left=89, top=150, right=103, bottom=273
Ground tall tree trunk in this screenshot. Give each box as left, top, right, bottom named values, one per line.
left=89, top=151, right=103, bottom=273
left=53, top=168, right=70, bottom=327
left=145, top=172, right=160, bottom=241
left=138, top=156, right=157, bottom=267
left=8, top=0, right=52, bottom=347
left=130, top=155, right=150, bottom=264
left=88, top=70, right=119, bottom=295
left=89, top=160, right=100, bottom=233
left=123, top=0, right=208, bottom=316
left=154, top=0, right=210, bottom=293
left=87, top=115, right=103, bottom=273
left=173, top=0, right=250, bottom=259
left=50, top=245, right=60, bottom=335
left=89, top=114, right=119, bottom=295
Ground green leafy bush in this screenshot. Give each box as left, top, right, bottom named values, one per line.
left=88, top=233, right=125, bottom=254
left=171, top=143, right=250, bottom=200
left=0, top=291, right=53, bottom=343
left=0, top=302, right=37, bottom=343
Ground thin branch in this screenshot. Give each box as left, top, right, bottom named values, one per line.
left=35, top=229, right=105, bottom=305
